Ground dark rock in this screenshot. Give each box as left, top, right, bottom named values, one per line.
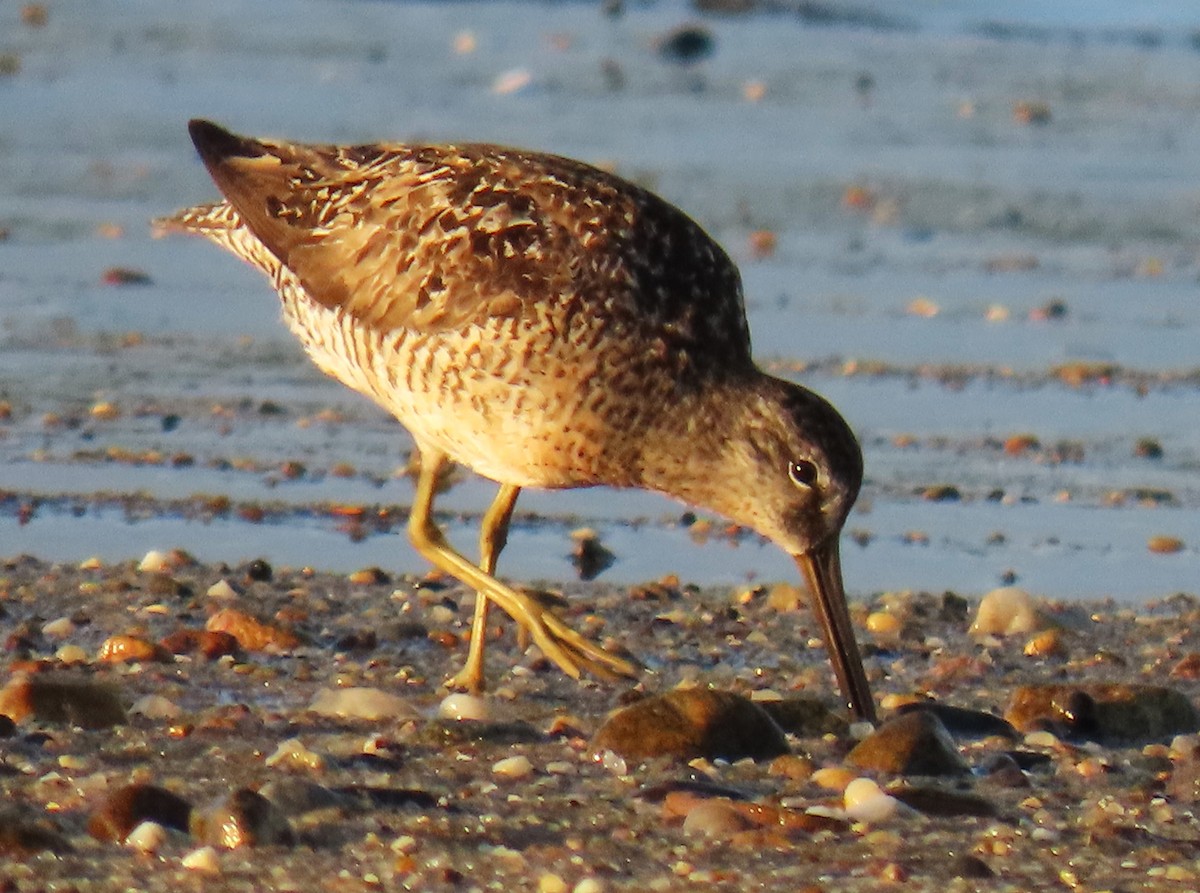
left=0, top=674, right=126, bottom=729
left=1005, top=684, right=1200, bottom=742
left=593, top=689, right=789, bottom=762
left=758, top=697, right=848, bottom=737
left=897, top=701, right=1019, bottom=740
left=88, top=783, right=191, bottom=841
left=192, top=788, right=295, bottom=849
left=846, top=711, right=969, bottom=776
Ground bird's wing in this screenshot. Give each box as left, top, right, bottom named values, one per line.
left=182, top=120, right=751, bottom=362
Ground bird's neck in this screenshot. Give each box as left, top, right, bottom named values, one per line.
left=632, top=370, right=772, bottom=510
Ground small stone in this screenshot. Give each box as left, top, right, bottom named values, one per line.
left=206, top=579, right=241, bottom=599
left=101, top=266, right=152, bottom=286
left=811, top=767, right=857, bottom=792
left=681, top=799, right=755, bottom=836
left=98, top=634, right=172, bottom=664
left=41, top=616, right=75, bottom=638
left=258, top=779, right=345, bottom=816
left=138, top=550, right=172, bottom=573
left=896, top=702, right=1018, bottom=740
left=54, top=644, right=89, bottom=665
left=438, top=693, right=491, bottom=722
left=1005, top=684, right=1199, bottom=742
left=969, top=587, right=1041, bottom=638
left=890, top=785, right=998, bottom=818
left=309, top=687, right=418, bottom=722
left=0, top=674, right=126, bottom=728
left=592, top=689, right=789, bottom=762
left=846, top=711, right=970, bottom=776
left=160, top=628, right=241, bottom=660
left=539, top=874, right=569, bottom=893
left=1148, top=535, right=1185, bottom=555
left=129, top=695, right=182, bottom=720
left=768, top=754, right=815, bottom=781
left=758, top=697, right=848, bottom=737
left=1023, top=628, right=1067, bottom=659
left=866, top=611, right=904, bottom=647
left=124, top=820, right=168, bottom=854
left=192, top=789, right=294, bottom=849
left=89, top=783, right=192, bottom=841
left=265, top=738, right=325, bottom=772
left=493, top=755, right=534, bottom=779
left=843, top=778, right=905, bottom=824
left=206, top=607, right=300, bottom=651
left=570, top=528, right=615, bottom=581
left=655, top=24, right=715, bottom=65
left=349, top=566, right=390, bottom=585
left=89, top=400, right=121, bottom=420
left=977, top=753, right=1029, bottom=789
left=182, top=845, right=221, bottom=873
left=0, top=808, right=72, bottom=855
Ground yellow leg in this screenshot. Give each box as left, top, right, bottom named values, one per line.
left=444, top=482, right=519, bottom=693
left=407, top=449, right=637, bottom=685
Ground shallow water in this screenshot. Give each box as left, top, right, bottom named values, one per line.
left=2, top=0, right=1199, bottom=600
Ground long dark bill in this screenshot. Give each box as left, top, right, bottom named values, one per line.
left=796, top=539, right=877, bottom=724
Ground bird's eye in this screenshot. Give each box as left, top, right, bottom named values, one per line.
left=788, top=459, right=818, bottom=488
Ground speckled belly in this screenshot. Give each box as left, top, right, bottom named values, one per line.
left=278, top=281, right=650, bottom=490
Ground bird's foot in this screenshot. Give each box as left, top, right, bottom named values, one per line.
left=443, top=589, right=638, bottom=691
left=532, top=607, right=639, bottom=682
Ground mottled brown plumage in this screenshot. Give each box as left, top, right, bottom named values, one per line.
left=157, top=119, right=875, bottom=721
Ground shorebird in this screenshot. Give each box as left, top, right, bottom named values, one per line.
left=157, top=119, right=876, bottom=722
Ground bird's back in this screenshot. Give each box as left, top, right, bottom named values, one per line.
left=162, top=121, right=752, bottom=372
left=158, top=121, right=758, bottom=487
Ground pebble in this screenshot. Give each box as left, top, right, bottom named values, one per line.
left=865, top=610, right=904, bottom=646
left=1023, top=628, right=1067, bottom=658
left=192, top=789, right=294, bottom=849
left=843, top=778, right=905, bottom=824
left=258, top=779, right=344, bottom=816
left=895, top=702, right=1019, bottom=740
left=1147, top=535, right=1185, bottom=555
left=976, top=753, right=1030, bottom=788
left=846, top=711, right=970, bottom=776
left=1005, top=683, right=1199, bottom=741
left=492, top=755, right=534, bottom=779
left=438, top=693, right=491, bottom=722
left=129, top=694, right=182, bottom=720
left=41, top=616, right=76, bottom=638
left=181, top=845, right=221, bottom=873
left=0, top=807, right=73, bottom=855
left=757, top=696, right=848, bottom=737
left=206, top=578, right=241, bottom=599
left=161, top=628, right=241, bottom=660
left=592, top=689, right=789, bottom=762
left=309, top=687, right=418, bottom=721
left=88, top=783, right=191, bottom=841
left=98, top=634, right=171, bottom=664
left=54, top=644, right=88, bottom=665
left=681, top=799, right=755, bottom=836
left=206, top=607, right=301, bottom=651
left=890, top=785, right=998, bottom=818
left=124, top=820, right=167, bottom=854
left=137, top=550, right=172, bottom=573
left=265, top=737, right=326, bottom=772
left=0, top=674, right=126, bottom=728
left=969, top=587, right=1041, bottom=638
left=811, top=766, right=857, bottom=792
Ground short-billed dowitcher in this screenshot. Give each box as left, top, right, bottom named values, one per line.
left=157, top=120, right=875, bottom=722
